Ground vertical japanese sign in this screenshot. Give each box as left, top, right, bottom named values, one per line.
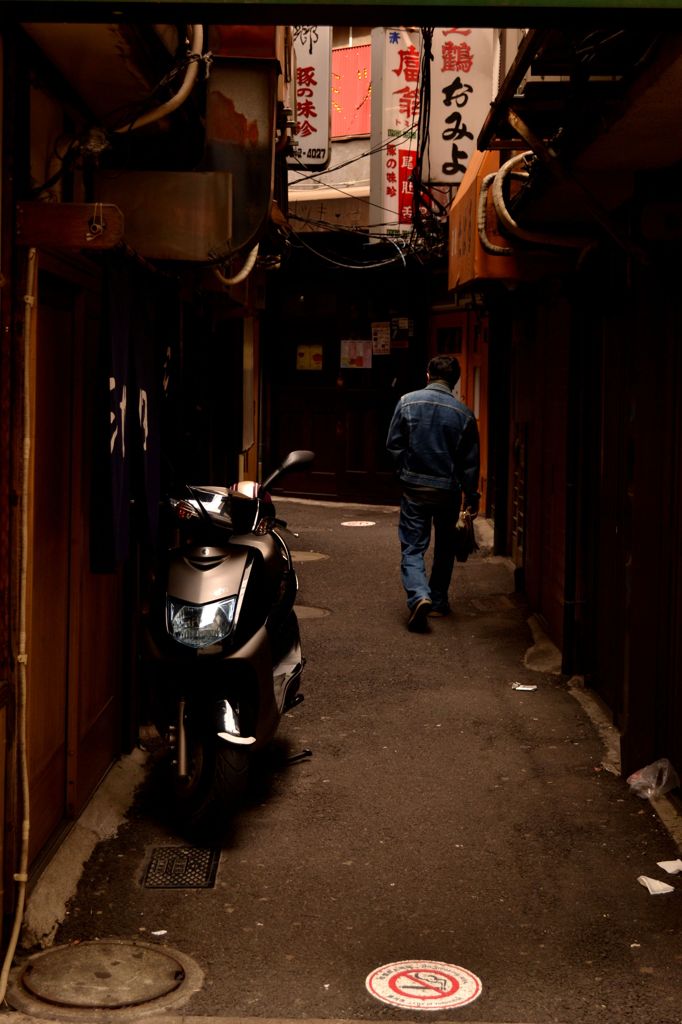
left=371, top=28, right=422, bottom=236
left=288, top=26, right=332, bottom=172
left=426, top=28, right=494, bottom=185
left=370, top=27, right=494, bottom=235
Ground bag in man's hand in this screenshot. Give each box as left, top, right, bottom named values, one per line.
left=454, top=509, right=478, bottom=563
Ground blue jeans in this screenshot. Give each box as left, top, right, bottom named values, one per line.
left=398, top=491, right=460, bottom=612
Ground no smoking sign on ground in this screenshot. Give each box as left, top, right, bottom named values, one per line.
left=366, top=959, right=482, bottom=1011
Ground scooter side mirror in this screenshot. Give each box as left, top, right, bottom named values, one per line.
left=260, top=450, right=315, bottom=493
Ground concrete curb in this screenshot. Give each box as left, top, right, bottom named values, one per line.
left=525, top=623, right=682, bottom=855
left=20, top=748, right=149, bottom=950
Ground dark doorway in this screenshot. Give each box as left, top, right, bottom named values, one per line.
left=263, top=240, right=431, bottom=503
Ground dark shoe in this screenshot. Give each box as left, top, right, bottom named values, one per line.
left=407, top=598, right=432, bottom=632
left=428, top=607, right=451, bottom=618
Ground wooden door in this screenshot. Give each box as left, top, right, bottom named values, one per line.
left=509, top=299, right=567, bottom=650
left=524, top=299, right=568, bottom=649
left=27, top=271, right=73, bottom=858
left=27, top=258, right=123, bottom=864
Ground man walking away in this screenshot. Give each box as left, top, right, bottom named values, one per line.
left=386, top=356, right=480, bottom=632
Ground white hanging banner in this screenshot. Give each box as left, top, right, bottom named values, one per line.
left=372, top=28, right=423, bottom=236
left=289, top=26, right=332, bottom=172
left=425, top=28, right=494, bottom=186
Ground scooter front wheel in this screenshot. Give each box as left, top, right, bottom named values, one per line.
left=172, top=732, right=249, bottom=832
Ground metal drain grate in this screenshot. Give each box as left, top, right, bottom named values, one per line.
left=143, top=846, right=220, bottom=889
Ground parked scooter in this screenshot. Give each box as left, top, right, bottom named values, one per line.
left=142, top=450, right=315, bottom=831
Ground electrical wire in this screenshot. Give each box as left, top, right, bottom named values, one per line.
left=214, top=244, right=260, bottom=286
left=289, top=178, right=406, bottom=220
left=288, top=49, right=426, bottom=231
left=287, top=121, right=421, bottom=188
left=114, top=26, right=205, bottom=133
left=411, top=27, right=434, bottom=239
left=282, top=221, right=405, bottom=268
left=286, top=227, right=409, bottom=270
left=406, top=27, right=454, bottom=257
left=287, top=211, right=419, bottom=239
left=102, top=59, right=198, bottom=133
left=28, top=136, right=81, bottom=197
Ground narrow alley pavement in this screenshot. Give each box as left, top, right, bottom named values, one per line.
left=7, top=500, right=682, bottom=1024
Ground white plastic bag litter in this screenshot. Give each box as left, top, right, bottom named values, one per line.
left=627, top=758, right=680, bottom=799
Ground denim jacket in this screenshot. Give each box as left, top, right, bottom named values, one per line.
left=386, top=381, right=480, bottom=502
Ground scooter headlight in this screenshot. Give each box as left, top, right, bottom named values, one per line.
left=167, top=597, right=237, bottom=648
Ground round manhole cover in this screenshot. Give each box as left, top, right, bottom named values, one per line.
left=9, top=940, right=203, bottom=1018
left=291, top=550, right=329, bottom=562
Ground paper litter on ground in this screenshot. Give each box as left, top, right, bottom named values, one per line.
left=657, top=859, right=682, bottom=874
left=637, top=875, right=675, bottom=894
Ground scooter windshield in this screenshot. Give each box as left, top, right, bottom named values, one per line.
left=178, top=487, right=260, bottom=534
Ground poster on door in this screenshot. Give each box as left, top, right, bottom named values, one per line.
left=372, top=322, right=391, bottom=355
left=340, top=340, right=373, bottom=368
left=297, top=344, right=323, bottom=370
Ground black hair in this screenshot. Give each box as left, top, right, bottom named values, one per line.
left=427, top=355, right=461, bottom=388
